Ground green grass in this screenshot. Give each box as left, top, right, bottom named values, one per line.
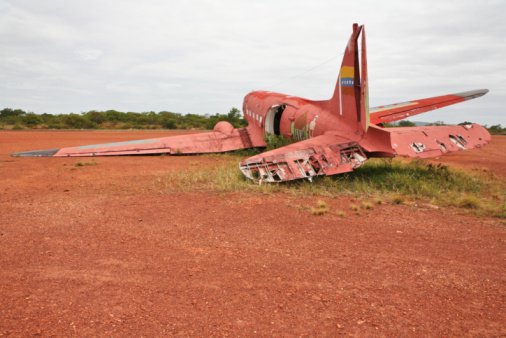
left=153, top=154, right=505, bottom=218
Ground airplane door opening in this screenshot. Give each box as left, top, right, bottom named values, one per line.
left=265, top=104, right=286, bottom=135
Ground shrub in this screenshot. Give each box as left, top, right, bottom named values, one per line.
left=264, top=133, right=292, bottom=151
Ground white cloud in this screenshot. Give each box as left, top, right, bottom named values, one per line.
left=0, top=0, right=504, bottom=125
left=0, top=0, right=10, bottom=11
left=157, top=82, right=182, bottom=90
left=74, top=47, right=103, bottom=61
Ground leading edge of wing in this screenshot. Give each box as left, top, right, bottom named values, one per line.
left=239, top=134, right=368, bottom=182
left=369, top=89, right=489, bottom=125
left=11, top=122, right=266, bottom=157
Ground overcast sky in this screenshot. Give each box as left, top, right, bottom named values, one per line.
left=0, top=0, right=504, bottom=125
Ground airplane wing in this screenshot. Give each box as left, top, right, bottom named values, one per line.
left=369, top=89, right=488, bottom=125
left=239, top=135, right=368, bottom=182
left=11, top=122, right=265, bottom=157
left=385, top=124, right=491, bottom=158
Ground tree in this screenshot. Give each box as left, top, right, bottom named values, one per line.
left=105, top=110, right=122, bottom=122
left=84, top=110, right=106, bottom=125
left=146, top=111, right=158, bottom=125
left=136, top=114, right=150, bottom=125
left=398, top=120, right=416, bottom=127
left=64, top=114, right=96, bottom=129
left=124, top=112, right=141, bottom=123
left=0, top=108, right=25, bottom=125
left=226, top=107, right=247, bottom=127
left=487, top=124, right=504, bottom=135
left=22, top=113, right=43, bottom=127
left=162, top=118, right=177, bottom=129
left=0, top=108, right=26, bottom=118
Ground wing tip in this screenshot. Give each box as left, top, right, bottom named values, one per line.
left=453, top=89, right=489, bottom=100
left=11, top=149, right=60, bottom=157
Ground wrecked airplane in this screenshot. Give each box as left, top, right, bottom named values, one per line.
left=12, top=24, right=490, bottom=183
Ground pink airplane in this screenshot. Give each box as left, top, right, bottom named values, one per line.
left=13, top=24, right=490, bottom=182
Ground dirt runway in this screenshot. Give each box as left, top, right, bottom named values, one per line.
left=1, top=131, right=504, bottom=336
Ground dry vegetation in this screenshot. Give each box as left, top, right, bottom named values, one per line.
left=153, top=154, right=505, bottom=219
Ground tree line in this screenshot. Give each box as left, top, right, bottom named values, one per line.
left=383, top=120, right=505, bottom=135
left=0, top=107, right=504, bottom=135
left=0, top=108, right=247, bottom=130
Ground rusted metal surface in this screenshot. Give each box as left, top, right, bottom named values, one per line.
left=239, top=135, right=366, bottom=182
left=13, top=24, right=491, bottom=183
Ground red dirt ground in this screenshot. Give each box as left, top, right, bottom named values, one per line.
left=1, top=131, right=505, bottom=336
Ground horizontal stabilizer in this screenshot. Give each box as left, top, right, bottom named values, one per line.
left=11, top=122, right=266, bottom=157
left=370, top=89, right=489, bottom=124
left=239, top=135, right=367, bottom=182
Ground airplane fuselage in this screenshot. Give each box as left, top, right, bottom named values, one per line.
left=243, top=90, right=363, bottom=145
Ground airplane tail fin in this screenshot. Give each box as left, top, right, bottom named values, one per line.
left=360, top=26, right=370, bottom=132
left=326, top=23, right=370, bottom=133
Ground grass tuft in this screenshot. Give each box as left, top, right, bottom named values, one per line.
left=457, top=195, right=481, bottom=209
left=317, top=200, right=328, bottom=208
left=74, top=159, right=97, bottom=167
left=311, top=200, right=329, bottom=215
left=311, top=207, right=328, bottom=216
left=362, top=201, right=374, bottom=210
left=391, top=194, right=405, bottom=205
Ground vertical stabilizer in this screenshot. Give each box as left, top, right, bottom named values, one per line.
left=325, top=24, right=369, bottom=134
left=360, top=27, right=370, bottom=132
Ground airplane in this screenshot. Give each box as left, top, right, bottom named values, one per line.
left=12, top=24, right=490, bottom=183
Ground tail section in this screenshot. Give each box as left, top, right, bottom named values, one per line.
left=325, top=23, right=370, bottom=134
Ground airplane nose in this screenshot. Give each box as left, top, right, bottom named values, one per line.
left=11, top=149, right=60, bottom=157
